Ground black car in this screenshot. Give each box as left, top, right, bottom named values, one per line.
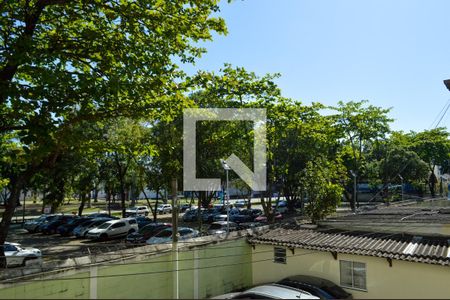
left=40, top=215, right=78, bottom=235
left=24, top=214, right=58, bottom=233
left=230, top=209, right=262, bottom=223
left=277, top=275, right=352, bottom=299
left=134, top=216, right=153, bottom=229
left=182, top=208, right=200, bottom=222
left=180, top=203, right=192, bottom=212
left=125, top=223, right=172, bottom=243
left=57, top=217, right=93, bottom=236
left=201, top=207, right=223, bottom=223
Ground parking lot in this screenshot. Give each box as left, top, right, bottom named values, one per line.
left=5, top=212, right=234, bottom=265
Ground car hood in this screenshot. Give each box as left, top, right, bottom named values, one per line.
left=14, top=247, right=42, bottom=257
left=127, top=232, right=144, bottom=238
left=210, top=292, right=240, bottom=299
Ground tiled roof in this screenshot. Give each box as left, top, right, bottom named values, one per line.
left=325, top=207, right=450, bottom=223
left=248, top=228, right=450, bottom=266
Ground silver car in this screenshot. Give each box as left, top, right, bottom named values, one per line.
left=211, top=284, right=320, bottom=299
left=207, top=221, right=238, bottom=235
left=3, top=242, right=42, bottom=268
left=146, top=227, right=199, bottom=244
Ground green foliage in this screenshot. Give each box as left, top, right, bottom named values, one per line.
left=331, top=100, right=393, bottom=209
left=300, top=157, right=346, bottom=223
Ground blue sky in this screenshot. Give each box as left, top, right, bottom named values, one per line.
left=184, top=0, right=450, bottom=132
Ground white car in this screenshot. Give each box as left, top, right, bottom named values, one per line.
left=146, top=227, right=199, bottom=244
left=211, top=284, right=319, bottom=299
left=3, top=242, right=42, bottom=268
left=125, top=205, right=150, bottom=217
left=85, top=218, right=138, bottom=240
left=157, top=204, right=172, bottom=214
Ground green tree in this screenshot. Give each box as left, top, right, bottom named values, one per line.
left=409, top=128, right=450, bottom=197
left=0, top=0, right=227, bottom=267
left=332, top=100, right=392, bottom=211
left=300, top=158, right=346, bottom=224
left=366, top=136, right=429, bottom=202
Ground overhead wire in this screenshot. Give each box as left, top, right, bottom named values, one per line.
left=1, top=250, right=321, bottom=284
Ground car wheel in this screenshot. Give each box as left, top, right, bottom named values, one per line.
left=99, top=233, right=108, bottom=241
left=21, top=257, right=32, bottom=267
left=128, top=229, right=135, bottom=234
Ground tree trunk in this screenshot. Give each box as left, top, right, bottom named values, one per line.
left=0, top=175, right=28, bottom=268
left=78, top=193, right=86, bottom=216
left=87, top=191, right=92, bottom=209
left=93, top=186, right=98, bottom=203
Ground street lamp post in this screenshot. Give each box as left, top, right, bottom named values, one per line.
left=398, top=174, right=404, bottom=202
left=221, top=159, right=231, bottom=234
left=350, top=170, right=357, bottom=212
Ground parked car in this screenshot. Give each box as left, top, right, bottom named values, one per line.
left=234, top=199, right=248, bottom=208
left=73, top=217, right=113, bottom=238
left=207, top=221, right=238, bottom=235
left=126, top=223, right=172, bottom=243
left=277, top=275, right=353, bottom=299
left=182, top=208, right=201, bottom=222
left=254, top=212, right=283, bottom=223
left=2, top=242, right=42, bottom=268
left=86, top=218, right=138, bottom=240
left=146, top=227, right=199, bottom=244
left=57, top=217, right=93, bottom=236
left=157, top=204, right=172, bottom=214
left=24, top=214, right=59, bottom=233
left=211, top=284, right=319, bottom=299
left=230, top=209, right=262, bottom=223
left=201, top=207, right=223, bottom=223
left=213, top=207, right=240, bottom=222
left=179, top=203, right=192, bottom=212
left=272, top=200, right=288, bottom=213
left=134, top=216, right=153, bottom=229
left=40, top=215, right=78, bottom=235
left=125, top=205, right=150, bottom=217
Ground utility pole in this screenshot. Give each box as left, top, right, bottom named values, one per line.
left=398, top=174, right=404, bottom=201
left=221, top=159, right=231, bottom=234
left=171, top=177, right=179, bottom=299
left=350, top=170, right=357, bottom=212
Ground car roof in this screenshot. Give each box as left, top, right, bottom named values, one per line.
left=279, top=275, right=351, bottom=298
left=280, top=275, right=338, bottom=289
left=4, top=242, right=20, bottom=246
left=212, top=221, right=236, bottom=226
left=242, top=284, right=318, bottom=299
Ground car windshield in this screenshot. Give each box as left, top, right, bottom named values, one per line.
left=67, top=218, right=80, bottom=225
left=97, top=222, right=111, bottom=229
left=34, top=215, right=47, bottom=222
left=82, top=220, right=95, bottom=227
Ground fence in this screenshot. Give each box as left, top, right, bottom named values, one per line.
left=0, top=234, right=254, bottom=299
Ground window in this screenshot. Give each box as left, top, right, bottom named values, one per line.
left=111, top=222, right=125, bottom=229
left=274, top=247, right=286, bottom=264
left=340, top=260, right=367, bottom=290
